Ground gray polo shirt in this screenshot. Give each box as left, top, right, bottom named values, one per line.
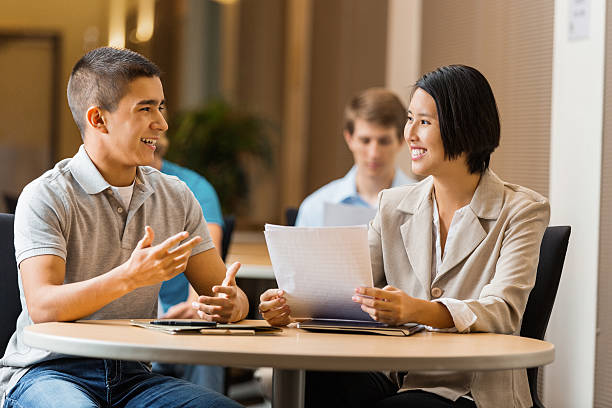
left=0, top=145, right=214, bottom=402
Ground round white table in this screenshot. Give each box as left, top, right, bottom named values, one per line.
left=24, top=319, right=554, bottom=407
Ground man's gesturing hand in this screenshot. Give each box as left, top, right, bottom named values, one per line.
left=192, top=262, right=242, bottom=323
left=124, top=226, right=202, bottom=290
left=259, top=289, right=291, bottom=327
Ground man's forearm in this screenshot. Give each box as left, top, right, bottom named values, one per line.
left=26, top=263, right=132, bottom=323
left=24, top=229, right=203, bottom=323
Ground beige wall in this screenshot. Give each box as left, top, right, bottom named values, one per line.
left=0, top=1, right=109, bottom=162
left=0, top=35, right=58, bottom=209
left=385, top=0, right=421, bottom=180
left=420, top=0, right=553, bottom=198
left=596, top=1, right=612, bottom=403
left=232, top=0, right=390, bottom=225
left=306, top=0, right=389, bottom=196
left=237, top=0, right=286, bottom=225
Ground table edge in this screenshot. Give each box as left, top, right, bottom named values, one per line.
left=23, top=326, right=554, bottom=372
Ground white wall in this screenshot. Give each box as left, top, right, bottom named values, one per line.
left=385, top=0, right=421, bottom=179
left=545, top=0, right=606, bottom=406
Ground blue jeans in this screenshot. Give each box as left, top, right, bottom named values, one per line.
left=4, top=358, right=242, bottom=408
left=151, top=363, right=225, bottom=394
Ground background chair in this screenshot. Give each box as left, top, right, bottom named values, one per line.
left=520, top=225, right=571, bottom=408
left=0, top=213, right=21, bottom=356
left=285, top=207, right=298, bottom=226
left=3, top=193, right=18, bottom=214
left=221, top=215, right=235, bottom=262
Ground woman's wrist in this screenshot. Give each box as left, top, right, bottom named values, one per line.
left=414, top=298, right=454, bottom=328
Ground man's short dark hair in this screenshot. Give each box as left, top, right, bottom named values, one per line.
left=344, top=88, right=407, bottom=141
left=67, top=47, right=161, bottom=136
left=414, top=64, right=500, bottom=174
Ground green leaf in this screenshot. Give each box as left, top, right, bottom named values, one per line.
left=165, top=100, right=275, bottom=214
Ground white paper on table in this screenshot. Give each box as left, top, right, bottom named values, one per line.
left=323, top=202, right=377, bottom=227
left=264, top=224, right=373, bottom=320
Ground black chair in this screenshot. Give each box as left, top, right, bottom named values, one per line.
left=221, top=215, right=235, bottom=262
left=520, top=225, right=571, bottom=408
left=3, top=193, right=18, bottom=215
left=0, top=213, right=21, bottom=356
left=285, top=207, right=298, bottom=226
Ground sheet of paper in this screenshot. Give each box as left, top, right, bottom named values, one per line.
left=323, top=202, right=377, bottom=227
left=264, top=224, right=373, bottom=320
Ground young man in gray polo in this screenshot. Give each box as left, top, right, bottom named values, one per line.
left=0, top=47, right=247, bottom=408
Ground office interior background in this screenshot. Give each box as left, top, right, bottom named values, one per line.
left=0, top=0, right=609, bottom=406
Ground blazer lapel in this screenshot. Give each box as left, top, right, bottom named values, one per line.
left=435, top=208, right=486, bottom=281
left=398, top=179, right=434, bottom=293
left=434, top=169, right=504, bottom=282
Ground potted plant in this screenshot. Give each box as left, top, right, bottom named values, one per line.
left=165, top=100, right=274, bottom=215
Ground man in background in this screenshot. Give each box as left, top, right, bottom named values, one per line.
left=151, top=133, right=226, bottom=393
left=295, top=87, right=415, bottom=226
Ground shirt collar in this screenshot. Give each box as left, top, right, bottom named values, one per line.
left=330, top=165, right=414, bottom=204
left=69, top=145, right=147, bottom=195
left=329, top=166, right=359, bottom=203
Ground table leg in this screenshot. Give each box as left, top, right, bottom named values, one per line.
left=272, top=368, right=305, bottom=408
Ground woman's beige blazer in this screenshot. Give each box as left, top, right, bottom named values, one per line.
left=369, top=169, right=550, bottom=408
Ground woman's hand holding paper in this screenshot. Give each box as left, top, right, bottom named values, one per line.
left=352, top=286, right=454, bottom=328
left=352, top=285, right=416, bottom=326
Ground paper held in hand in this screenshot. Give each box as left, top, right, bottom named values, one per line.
left=264, top=224, right=373, bottom=320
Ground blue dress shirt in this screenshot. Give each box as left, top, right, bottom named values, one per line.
left=295, top=166, right=416, bottom=227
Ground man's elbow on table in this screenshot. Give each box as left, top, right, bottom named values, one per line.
left=26, top=300, right=56, bottom=324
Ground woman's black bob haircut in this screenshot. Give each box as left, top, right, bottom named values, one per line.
left=413, top=65, right=500, bottom=174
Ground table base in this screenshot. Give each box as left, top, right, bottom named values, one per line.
left=273, top=368, right=305, bottom=408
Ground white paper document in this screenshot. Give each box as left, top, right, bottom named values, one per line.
left=264, top=224, right=373, bottom=320
left=323, top=202, right=377, bottom=227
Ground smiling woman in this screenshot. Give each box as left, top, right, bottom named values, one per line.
left=405, top=88, right=448, bottom=178
left=258, top=65, right=551, bottom=408
left=409, top=65, right=501, bottom=176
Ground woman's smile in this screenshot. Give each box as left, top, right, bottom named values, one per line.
left=410, top=147, right=427, bottom=160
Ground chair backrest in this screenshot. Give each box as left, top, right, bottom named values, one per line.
left=285, top=207, right=298, bottom=226
left=521, top=225, right=571, bottom=340
left=520, top=225, right=571, bottom=408
left=3, top=194, right=18, bottom=214
left=0, top=213, right=21, bottom=356
left=221, top=215, right=235, bottom=262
